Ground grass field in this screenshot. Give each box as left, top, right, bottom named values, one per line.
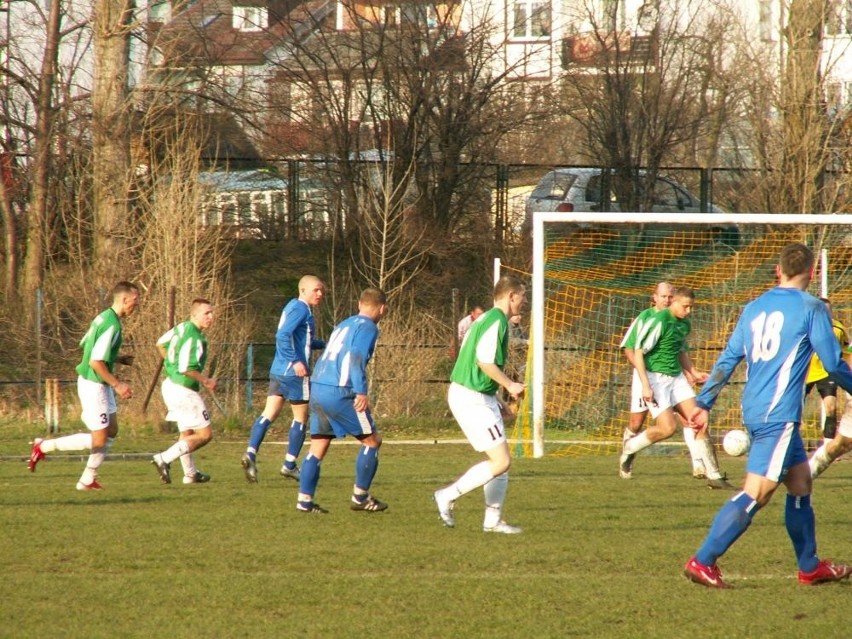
left=2, top=429, right=851, bottom=639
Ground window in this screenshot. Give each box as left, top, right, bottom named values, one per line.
left=512, top=0, right=551, bottom=39
left=233, top=5, right=268, bottom=32
left=531, top=172, right=575, bottom=199
left=401, top=4, right=439, bottom=29
left=149, top=1, right=171, bottom=23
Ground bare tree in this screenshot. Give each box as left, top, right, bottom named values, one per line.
left=557, top=0, right=736, bottom=209
left=90, top=0, right=135, bottom=281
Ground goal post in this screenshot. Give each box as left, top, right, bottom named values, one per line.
left=529, top=212, right=852, bottom=459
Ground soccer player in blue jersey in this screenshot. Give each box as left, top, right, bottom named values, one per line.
left=684, top=243, right=852, bottom=588
left=295, top=287, right=388, bottom=513
left=241, top=275, right=326, bottom=483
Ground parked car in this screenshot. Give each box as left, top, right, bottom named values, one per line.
left=523, top=167, right=738, bottom=245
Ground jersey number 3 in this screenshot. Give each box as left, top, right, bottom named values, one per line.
left=750, top=311, right=784, bottom=363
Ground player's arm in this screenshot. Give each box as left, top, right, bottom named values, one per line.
left=155, top=328, right=173, bottom=361
left=177, top=339, right=216, bottom=391
left=692, top=318, right=746, bottom=418
left=279, top=306, right=310, bottom=375
left=348, top=325, right=378, bottom=412
left=474, top=322, right=524, bottom=398
left=90, top=327, right=132, bottom=399
left=679, top=351, right=707, bottom=384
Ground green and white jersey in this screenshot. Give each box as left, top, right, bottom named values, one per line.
left=450, top=307, right=509, bottom=395
left=75, top=308, right=123, bottom=384
left=157, top=321, right=208, bottom=391
left=621, top=307, right=688, bottom=377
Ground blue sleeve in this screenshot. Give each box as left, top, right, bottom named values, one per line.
left=278, top=303, right=308, bottom=366
left=696, top=315, right=746, bottom=411
left=347, top=323, right=378, bottom=395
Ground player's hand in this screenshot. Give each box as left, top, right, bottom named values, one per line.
left=506, top=381, right=525, bottom=400
left=293, top=361, right=308, bottom=377
left=692, top=371, right=709, bottom=384
left=203, top=377, right=217, bottom=392
left=688, top=406, right=709, bottom=430
left=117, top=355, right=134, bottom=366
left=354, top=393, right=369, bottom=412
left=114, top=381, right=132, bottom=400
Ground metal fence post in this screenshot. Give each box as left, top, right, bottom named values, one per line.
left=246, top=342, right=254, bottom=413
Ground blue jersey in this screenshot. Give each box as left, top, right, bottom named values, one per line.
left=269, top=298, right=325, bottom=378
left=311, top=314, right=379, bottom=395
left=697, top=287, right=852, bottom=424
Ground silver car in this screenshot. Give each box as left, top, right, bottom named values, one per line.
left=523, top=167, right=735, bottom=244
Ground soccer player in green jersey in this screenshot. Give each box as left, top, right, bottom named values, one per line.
left=151, top=299, right=217, bottom=485
left=434, top=275, right=527, bottom=534
left=619, top=286, right=732, bottom=489
left=620, top=281, right=706, bottom=478
left=28, top=281, right=139, bottom=490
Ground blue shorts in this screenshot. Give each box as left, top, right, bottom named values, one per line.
left=309, top=383, right=376, bottom=439
left=267, top=374, right=309, bottom=403
left=744, top=421, right=808, bottom=483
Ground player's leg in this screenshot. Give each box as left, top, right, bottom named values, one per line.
left=819, top=380, right=838, bottom=441
left=436, top=384, right=517, bottom=530
left=281, top=381, right=310, bottom=480
left=296, top=436, right=331, bottom=513
left=810, top=391, right=852, bottom=478
left=481, top=441, right=520, bottom=533
left=350, top=429, right=387, bottom=512
left=74, top=380, right=115, bottom=490
left=241, top=379, right=286, bottom=482
left=675, top=396, right=730, bottom=487
left=686, top=425, right=784, bottom=587
left=296, top=387, right=335, bottom=513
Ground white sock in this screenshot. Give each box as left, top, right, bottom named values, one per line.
left=483, top=473, right=509, bottom=528
left=623, top=432, right=654, bottom=455
left=445, top=461, right=495, bottom=500
left=810, top=444, right=832, bottom=479
left=79, top=448, right=105, bottom=485
left=161, top=440, right=190, bottom=465
left=41, top=432, right=93, bottom=453
left=696, top=438, right=722, bottom=480
left=622, top=427, right=634, bottom=443
left=683, top=428, right=704, bottom=472
left=179, top=452, right=196, bottom=477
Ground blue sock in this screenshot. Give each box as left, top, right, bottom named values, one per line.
left=284, top=420, right=305, bottom=468
left=354, top=445, right=379, bottom=493
left=695, top=492, right=760, bottom=566
left=247, top=416, right=272, bottom=459
left=786, top=494, right=819, bottom=573
left=299, top=453, right=321, bottom=498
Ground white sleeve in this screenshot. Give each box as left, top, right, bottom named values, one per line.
left=475, top=322, right=500, bottom=365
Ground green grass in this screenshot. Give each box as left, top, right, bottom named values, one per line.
left=1, top=431, right=851, bottom=639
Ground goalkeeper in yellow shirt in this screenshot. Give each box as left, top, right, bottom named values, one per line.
left=804, top=298, right=848, bottom=443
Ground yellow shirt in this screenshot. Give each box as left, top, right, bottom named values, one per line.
left=805, top=319, right=848, bottom=384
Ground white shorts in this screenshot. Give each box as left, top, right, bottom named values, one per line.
left=629, top=369, right=648, bottom=414
left=645, top=371, right=695, bottom=418
left=77, top=376, right=116, bottom=431
left=447, top=382, right=506, bottom=452
left=161, top=378, right=211, bottom=431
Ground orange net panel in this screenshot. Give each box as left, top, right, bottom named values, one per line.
left=510, top=222, right=852, bottom=458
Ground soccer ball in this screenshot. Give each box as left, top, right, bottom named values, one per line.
left=722, top=429, right=750, bottom=457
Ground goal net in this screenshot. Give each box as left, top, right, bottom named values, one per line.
left=516, top=212, right=852, bottom=459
